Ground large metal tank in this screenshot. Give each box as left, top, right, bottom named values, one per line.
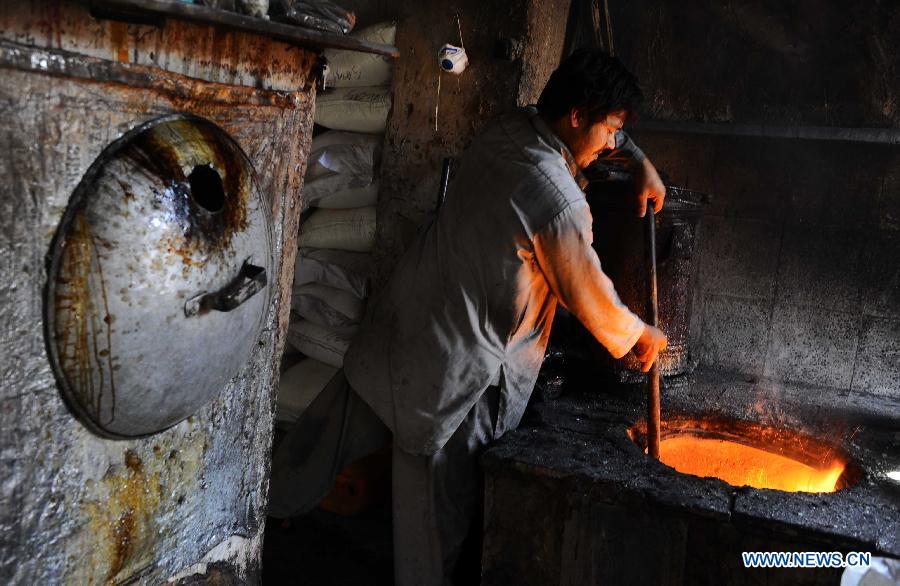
left=584, top=168, right=708, bottom=381
left=44, top=115, right=273, bottom=437
left=0, top=1, right=325, bottom=581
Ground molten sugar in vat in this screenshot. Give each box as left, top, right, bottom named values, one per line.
left=629, top=416, right=861, bottom=494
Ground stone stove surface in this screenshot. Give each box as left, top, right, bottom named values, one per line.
left=481, top=368, right=900, bottom=585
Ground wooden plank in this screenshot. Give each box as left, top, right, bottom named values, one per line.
left=88, top=0, right=400, bottom=57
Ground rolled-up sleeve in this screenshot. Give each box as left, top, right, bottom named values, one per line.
left=597, top=131, right=646, bottom=168
left=533, top=201, right=644, bottom=358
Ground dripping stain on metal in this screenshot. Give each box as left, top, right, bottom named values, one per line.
left=53, top=210, right=117, bottom=425
left=75, top=431, right=211, bottom=584
left=108, top=21, right=130, bottom=65
left=82, top=450, right=159, bottom=584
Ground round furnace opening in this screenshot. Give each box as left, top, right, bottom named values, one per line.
left=629, top=416, right=860, bottom=493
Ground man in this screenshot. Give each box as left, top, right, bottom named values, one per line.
left=269, top=49, right=668, bottom=585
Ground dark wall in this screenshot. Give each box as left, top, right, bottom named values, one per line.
left=612, top=0, right=899, bottom=127
left=608, top=1, right=899, bottom=397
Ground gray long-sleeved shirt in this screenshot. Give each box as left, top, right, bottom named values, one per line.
left=344, top=107, right=645, bottom=455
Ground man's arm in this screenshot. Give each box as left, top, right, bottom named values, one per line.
left=533, top=201, right=666, bottom=366
left=598, top=131, right=666, bottom=217
left=635, top=157, right=666, bottom=217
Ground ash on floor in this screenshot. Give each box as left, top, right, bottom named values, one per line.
left=262, top=503, right=484, bottom=585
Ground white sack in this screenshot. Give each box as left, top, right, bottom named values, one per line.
left=293, top=248, right=373, bottom=298
left=306, top=132, right=381, bottom=183
left=310, top=129, right=385, bottom=154
left=292, top=282, right=365, bottom=328
left=304, top=132, right=381, bottom=210
left=316, top=181, right=379, bottom=210
left=276, top=358, right=339, bottom=423
left=323, top=22, right=397, bottom=88
left=287, top=318, right=356, bottom=368
left=315, top=87, right=391, bottom=134
left=298, top=206, right=376, bottom=252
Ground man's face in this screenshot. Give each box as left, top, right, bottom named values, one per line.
left=567, top=110, right=627, bottom=169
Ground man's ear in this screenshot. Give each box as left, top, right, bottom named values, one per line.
left=569, top=107, right=584, bottom=129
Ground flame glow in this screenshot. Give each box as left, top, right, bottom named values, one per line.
left=659, top=435, right=846, bottom=493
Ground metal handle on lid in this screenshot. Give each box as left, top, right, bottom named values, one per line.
left=184, top=259, right=267, bottom=317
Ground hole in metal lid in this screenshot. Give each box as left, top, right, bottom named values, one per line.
left=189, top=164, right=225, bottom=213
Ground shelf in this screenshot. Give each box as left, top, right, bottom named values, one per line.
left=88, top=0, right=399, bottom=57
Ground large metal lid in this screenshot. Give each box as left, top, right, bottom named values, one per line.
left=44, top=115, right=272, bottom=437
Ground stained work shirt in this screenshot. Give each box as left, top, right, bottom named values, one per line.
left=344, top=107, right=645, bottom=455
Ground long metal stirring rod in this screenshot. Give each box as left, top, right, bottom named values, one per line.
left=646, top=205, right=661, bottom=459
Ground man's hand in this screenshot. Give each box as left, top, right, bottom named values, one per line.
left=635, top=157, right=665, bottom=217
left=633, top=324, right=667, bottom=372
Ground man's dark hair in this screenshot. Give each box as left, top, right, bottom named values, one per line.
left=537, top=49, right=643, bottom=123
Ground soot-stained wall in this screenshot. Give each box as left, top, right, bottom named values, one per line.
left=608, top=0, right=900, bottom=397
left=372, top=0, right=571, bottom=282
left=0, top=2, right=315, bottom=583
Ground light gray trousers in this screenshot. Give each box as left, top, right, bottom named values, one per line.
left=268, top=371, right=499, bottom=586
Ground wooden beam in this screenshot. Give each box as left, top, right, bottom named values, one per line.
left=88, top=0, right=400, bottom=57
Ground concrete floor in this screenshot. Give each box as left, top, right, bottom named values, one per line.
left=262, top=507, right=394, bottom=586
left=262, top=418, right=485, bottom=585
left=261, top=504, right=485, bottom=584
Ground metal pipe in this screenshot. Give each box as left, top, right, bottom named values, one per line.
left=635, top=120, right=900, bottom=145
left=646, top=206, right=661, bottom=460
left=435, top=157, right=452, bottom=213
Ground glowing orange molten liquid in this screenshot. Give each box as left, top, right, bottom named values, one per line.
left=659, top=436, right=846, bottom=493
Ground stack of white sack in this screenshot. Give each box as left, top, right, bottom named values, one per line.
left=279, top=22, right=393, bottom=423
left=293, top=247, right=372, bottom=299
left=289, top=131, right=378, bottom=364
left=279, top=111, right=388, bottom=421
left=286, top=240, right=374, bottom=368
left=315, top=22, right=396, bottom=134
left=285, top=246, right=373, bottom=384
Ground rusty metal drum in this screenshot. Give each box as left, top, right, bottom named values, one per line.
left=584, top=168, right=708, bottom=382
left=44, top=115, right=273, bottom=437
